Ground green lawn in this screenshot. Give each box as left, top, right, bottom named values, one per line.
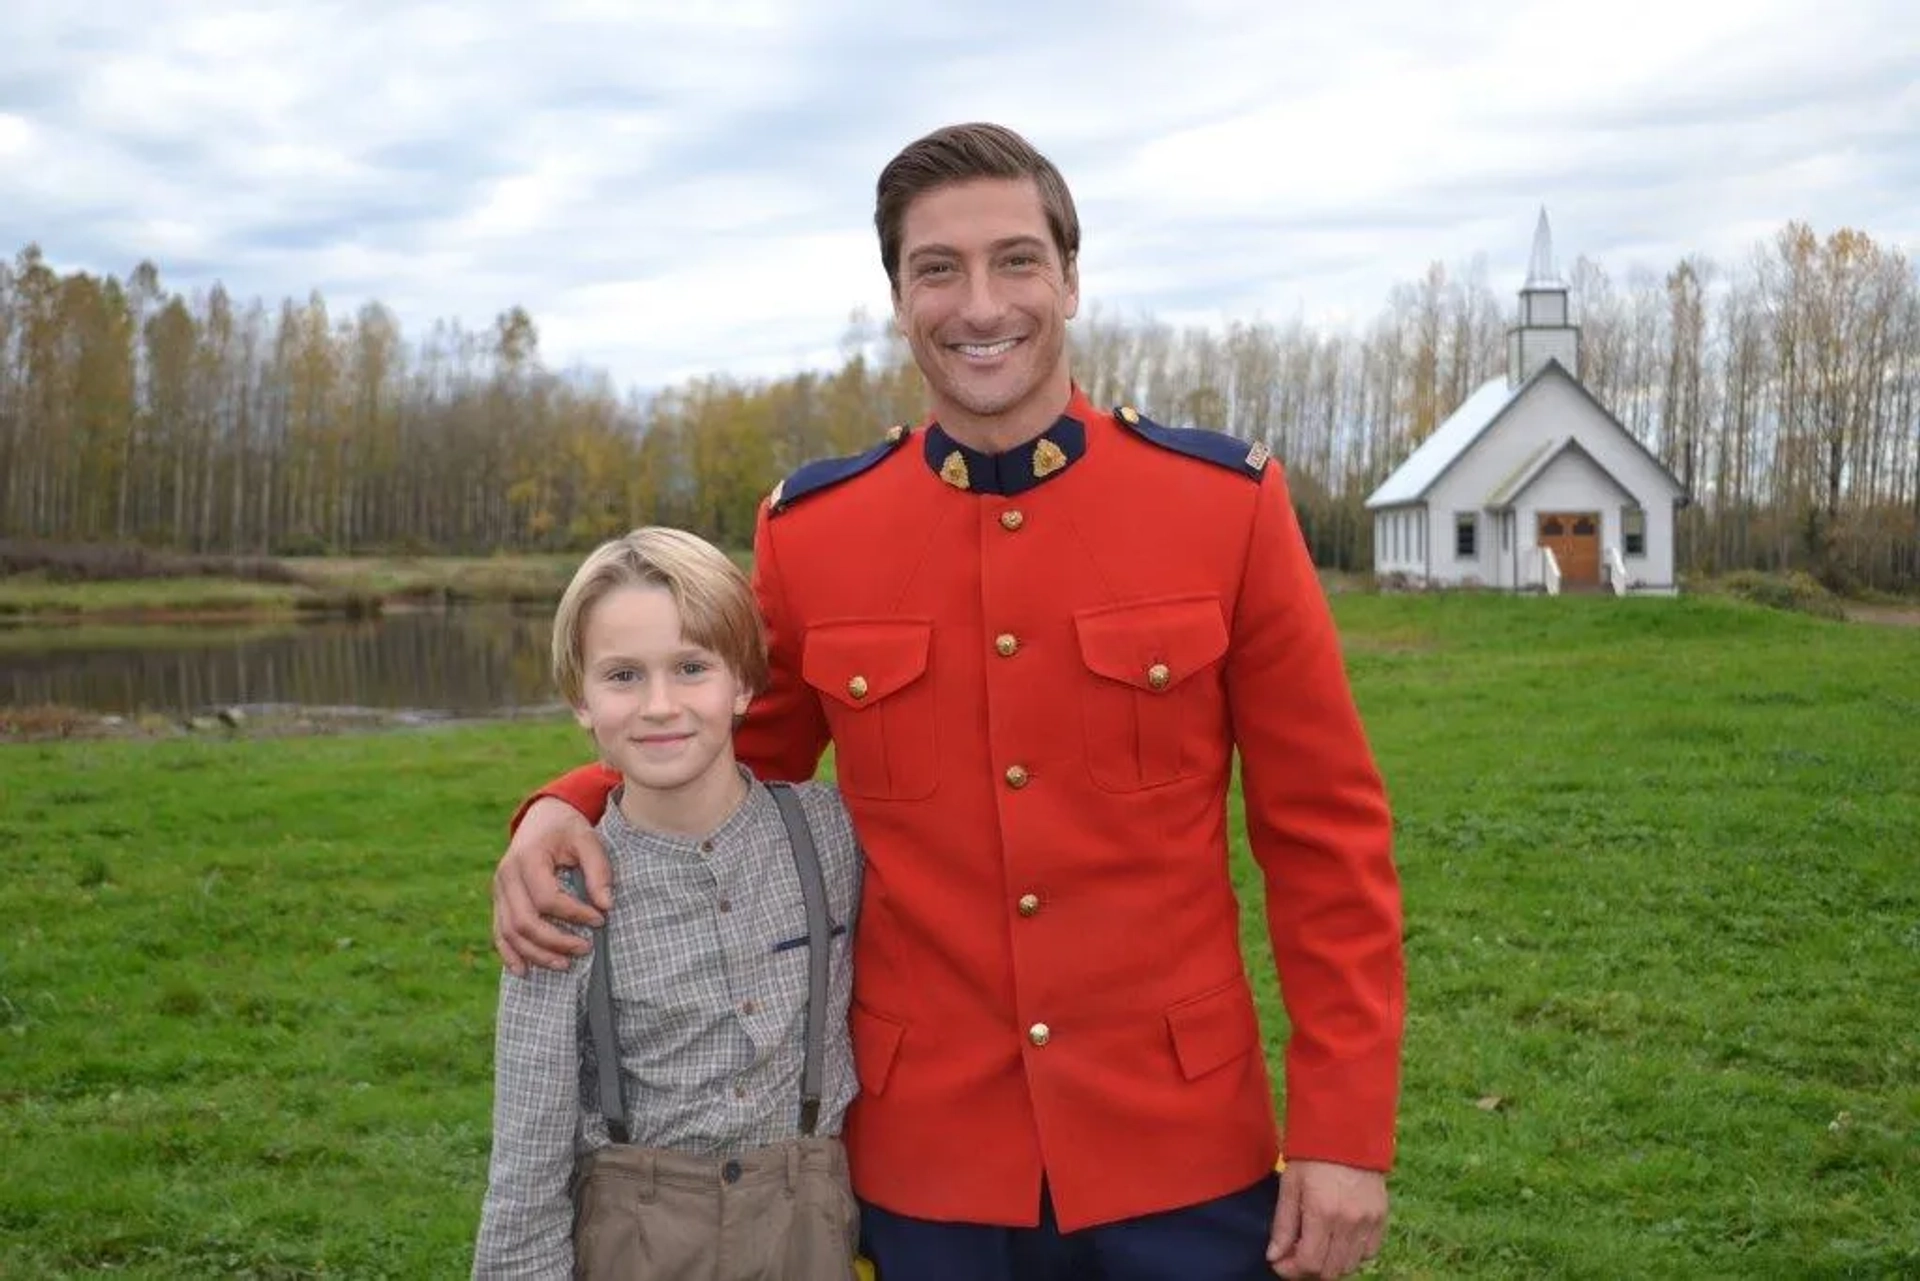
left=0, top=551, right=751, bottom=620
left=1, top=594, right=1915, bottom=1277
left=0, top=574, right=321, bottom=618
left=0, top=554, right=586, bottom=619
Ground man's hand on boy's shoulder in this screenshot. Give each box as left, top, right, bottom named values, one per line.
left=493, top=798, right=615, bottom=976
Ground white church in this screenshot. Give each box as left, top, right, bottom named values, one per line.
left=1365, top=212, right=1689, bottom=594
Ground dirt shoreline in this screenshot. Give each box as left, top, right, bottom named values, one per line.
left=1845, top=603, right=1920, bottom=628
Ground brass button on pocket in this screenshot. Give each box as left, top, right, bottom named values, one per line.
left=847, top=675, right=869, bottom=700
left=1146, top=662, right=1171, bottom=691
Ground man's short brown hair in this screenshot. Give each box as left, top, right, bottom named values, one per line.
left=874, top=122, right=1080, bottom=293
left=550, top=527, right=768, bottom=706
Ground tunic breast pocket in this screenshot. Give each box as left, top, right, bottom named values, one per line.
left=802, top=620, right=938, bottom=801
left=1073, top=595, right=1231, bottom=793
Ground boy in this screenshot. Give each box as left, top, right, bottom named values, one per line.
left=472, top=527, right=863, bottom=1280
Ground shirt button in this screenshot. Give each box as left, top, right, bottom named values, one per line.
left=734, top=1084, right=747, bottom=1099
left=700, top=840, right=714, bottom=854
left=1017, top=893, right=1040, bottom=917
left=995, top=633, right=1019, bottom=657
left=1004, top=765, right=1030, bottom=789
left=723, top=1159, right=742, bottom=1183
left=1000, top=510, right=1024, bottom=531
left=740, top=999, right=758, bottom=1015
left=718, top=898, right=731, bottom=913
left=1028, top=1022, right=1051, bottom=1046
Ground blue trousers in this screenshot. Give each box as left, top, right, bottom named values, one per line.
left=858, top=1172, right=1280, bottom=1281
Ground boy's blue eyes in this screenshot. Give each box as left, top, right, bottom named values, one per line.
left=603, top=661, right=713, bottom=682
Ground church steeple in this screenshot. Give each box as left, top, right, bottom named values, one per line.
left=1507, top=206, right=1579, bottom=388
left=1525, top=207, right=1562, bottom=289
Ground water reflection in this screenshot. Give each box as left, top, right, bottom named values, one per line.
left=0, top=607, right=563, bottom=717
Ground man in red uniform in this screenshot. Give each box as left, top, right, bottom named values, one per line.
left=491, top=123, right=1404, bottom=1280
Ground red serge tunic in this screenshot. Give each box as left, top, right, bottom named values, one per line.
left=518, top=387, right=1404, bottom=1232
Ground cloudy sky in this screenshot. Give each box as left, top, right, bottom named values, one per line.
left=3, top=0, right=1915, bottom=393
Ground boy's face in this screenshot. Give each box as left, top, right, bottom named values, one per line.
left=572, top=584, right=751, bottom=801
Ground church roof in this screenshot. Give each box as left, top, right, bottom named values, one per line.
left=1364, top=359, right=1690, bottom=510
left=1482, top=436, right=1629, bottom=509
left=1363, top=375, right=1518, bottom=508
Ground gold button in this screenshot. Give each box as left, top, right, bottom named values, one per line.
left=848, top=675, right=869, bottom=700
left=1146, top=662, right=1171, bottom=691
left=1000, top=510, right=1024, bottom=531
left=1118, top=405, right=1140, bottom=424
left=1017, top=893, right=1040, bottom=917
left=995, top=633, right=1019, bottom=657
left=1004, top=765, right=1030, bottom=789
left=1028, top=1022, right=1051, bottom=1046
left=885, top=423, right=907, bottom=443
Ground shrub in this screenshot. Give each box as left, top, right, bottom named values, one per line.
left=1713, top=570, right=1848, bottom=621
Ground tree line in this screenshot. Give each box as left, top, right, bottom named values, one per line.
left=1, top=221, right=1915, bottom=590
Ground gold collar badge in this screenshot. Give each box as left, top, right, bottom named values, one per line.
left=1032, top=439, right=1068, bottom=478
left=939, top=450, right=972, bottom=491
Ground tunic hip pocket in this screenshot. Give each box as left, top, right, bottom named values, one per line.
left=1073, top=595, right=1230, bottom=792
left=802, top=620, right=938, bottom=800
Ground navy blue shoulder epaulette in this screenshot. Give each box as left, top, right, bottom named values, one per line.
left=769, top=424, right=913, bottom=514
left=1113, top=404, right=1270, bottom=479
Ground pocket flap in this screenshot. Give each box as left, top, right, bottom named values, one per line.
left=1165, top=976, right=1260, bottom=1081
left=803, top=621, right=932, bottom=710
left=850, top=1003, right=906, bottom=1097
left=1074, top=596, right=1228, bottom=693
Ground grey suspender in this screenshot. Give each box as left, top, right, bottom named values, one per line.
left=766, top=783, right=832, bottom=1138
left=584, top=782, right=832, bottom=1146
left=583, top=907, right=629, bottom=1143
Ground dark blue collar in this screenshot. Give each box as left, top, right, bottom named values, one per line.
left=921, top=414, right=1087, bottom=496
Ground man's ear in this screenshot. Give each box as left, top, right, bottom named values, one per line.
left=1064, top=254, right=1080, bottom=320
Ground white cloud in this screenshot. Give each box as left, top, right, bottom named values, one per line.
left=1, top=0, right=1915, bottom=394
left=0, top=112, right=32, bottom=158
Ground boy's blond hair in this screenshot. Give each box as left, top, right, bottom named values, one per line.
left=551, top=527, right=768, bottom=706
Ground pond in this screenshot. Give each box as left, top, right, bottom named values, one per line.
left=0, top=606, right=564, bottom=721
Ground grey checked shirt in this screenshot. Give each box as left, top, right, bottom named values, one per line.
left=472, top=771, right=862, bottom=1279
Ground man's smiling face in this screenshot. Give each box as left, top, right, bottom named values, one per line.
left=892, top=176, right=1078, bottom=438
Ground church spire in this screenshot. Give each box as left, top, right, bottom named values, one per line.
left=1525, top=206, right=1562, bottom=289
left=1508, top=206, right=1579, bottom=387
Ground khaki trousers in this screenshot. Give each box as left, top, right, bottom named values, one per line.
left=572, top=1136, right=859, bottom=1280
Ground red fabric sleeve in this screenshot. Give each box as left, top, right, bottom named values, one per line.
left=733, top=498, right=831, bottom=782
left=506, top=762, right=619, bottom=835
left=1227, top=462, right=1405, bottom=1171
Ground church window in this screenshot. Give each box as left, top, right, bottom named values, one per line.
left=1622, top=508, right=1647, bottom=556
left=1454, top=512, right=1478, bottom=559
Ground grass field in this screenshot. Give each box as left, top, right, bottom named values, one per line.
left=2, top=594, right=1915, bottom=1277
left=0, top=574, right=330, bottom=619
